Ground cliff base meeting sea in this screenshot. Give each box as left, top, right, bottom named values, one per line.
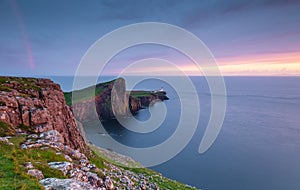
left=51, top=76, right=300, bottom=190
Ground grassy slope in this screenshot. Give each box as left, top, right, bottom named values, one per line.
left=0, top=136, right=66, bottom=189
left=0, top=122, right=16, bottom=137
left=0, top=76, right=41, bottom=92
left=0, top=136, right=196, bottom=190
left=128, top=90, right=152, bottom=97
left=90, top=145, right=197, bottom=190
left=63, top=78, right=155, bottom=106
left=62, top=80, right=194, bottom=189
left=64, top=80, right=113, bottom=106
left=0, top=76, right=194, bottom=189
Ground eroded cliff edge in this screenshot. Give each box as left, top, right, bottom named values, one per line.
left=65, top=78, right=169, bottom=122
left=0, top=76, right=87, bottom=153
left=0, top=76, right=196, bottom=190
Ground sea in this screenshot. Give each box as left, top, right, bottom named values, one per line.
left=48, top=76, right=300, bottom=190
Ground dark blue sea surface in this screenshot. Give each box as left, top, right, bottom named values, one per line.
left=49, top=76, right=300, bottom=190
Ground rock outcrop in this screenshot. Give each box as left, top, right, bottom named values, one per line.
left=0, top=76, right=87, bottom=153
left=72, top=78, right=140, bottom=121
left=0, top=76, right=195, bottom=190
left=71, top=78, right=168, bottom=122
left=131, top=91, right=169, bottom=107
left=20, top=130, right=161, bottom=190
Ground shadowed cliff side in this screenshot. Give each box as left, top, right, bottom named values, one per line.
left=66, top=78, right=169, bottom=122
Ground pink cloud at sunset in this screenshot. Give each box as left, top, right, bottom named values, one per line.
left=215, top=51, right=300, bottom=76
left=111, top=52, right=300, bottom=76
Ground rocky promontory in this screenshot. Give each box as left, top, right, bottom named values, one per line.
left=65, top=78, right=169, bottom=122
left=0, top=76, right=195, bottom=190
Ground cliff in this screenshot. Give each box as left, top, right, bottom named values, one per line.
left=0, top=76, right=87, bottom=153
left=66, top=78, right=169, bottom=122
left=130, top=90, right=169, bottom=107
left=0, top=76, right=195, bottom=190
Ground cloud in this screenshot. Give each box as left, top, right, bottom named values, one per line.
left=1, top=0, right=300, bottom=76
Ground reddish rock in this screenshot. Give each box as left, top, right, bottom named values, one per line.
left=105, top=176, right=114, bottom=190
left=71, top=78, right=167, bottom=123
left=72, top=78, right=141, bottom=122
left=0, top=77, right=88, bottom=154
left=27, top=169, right=44, bottom=180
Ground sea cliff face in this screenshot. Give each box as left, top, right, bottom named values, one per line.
left=71, top=78, right=138, bottom=121
left=70, top=78, right=168, bottom=122
left=0, top=76, right=195, bottom=190
left=0, top=76, right=87, bottom=152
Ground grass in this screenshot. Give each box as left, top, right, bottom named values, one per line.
left=0, top=76, right=41, bottom=92
left=0, top=85, right=12, bottom=92
left=89, top=144, right=143, bottom=168
left=0, top=121, right=16, bottom=137
left=0, top=122, right=196, bottom=189
left=64, top=78, right=155, bottom=106
left=0, top=136, right=67, bottom=189
left=0, top=77, right=8, bottom=84
left=129, top=90, right=152, bottom=97
left=89, top=144, right=197, bottom=190
left=128, top=167, right=196, bottom=190
left=64, top=86, right=104, bottom=106
left=63, top=78, right=114, bottom=106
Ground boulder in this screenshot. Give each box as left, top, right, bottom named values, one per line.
left=27, top=169, right=44, bottom=180
left=40, top=178, right=94, bottom=190
left=48, top=162, right=73, bottom=176
left=0, top=136, right=13, bottom=145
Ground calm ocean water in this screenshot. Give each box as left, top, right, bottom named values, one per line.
left=49, top=76, right=300, bottom=190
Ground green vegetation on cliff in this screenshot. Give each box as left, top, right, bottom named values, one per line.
left=89, top=145, right=197, bottom=190
left=0, top=76, right=41, bottom=92
left=0, top=122, right=15, bottom=136
left=0, top=136, right=66, bottom=189
left=129, top=90, right=152, bottom=97
left=63, top=79, right=115, bottom=106
left=0, top=77, right=192, bottom=189
left=0, top=123, right=196, bottom=190
left=63, top=78, right=167, bottom=106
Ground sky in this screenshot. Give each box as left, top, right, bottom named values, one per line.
left=1, top=0, right=300, bottom=76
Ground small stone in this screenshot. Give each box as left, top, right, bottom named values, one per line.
left=79, top=159, right=89, bottom=167
left=0, top=137, right=14, bottom=146
left=48, top=162, right=73, bottom=176
left=105, top=176, right=114, bottom=190
left=81, top=166, right=90, bottom=172
left=140, top=183, right=147, bottom=190
left=86, top=172, right=103, bottom=187
left=28, top=134, right=38, bottom=139
left=24, top=162, right=34, bottom=169
left=69, top=168, right=87, bottom=182
left=87, top=164, right=96, bottom=170
left=27, top=143, right=42, bottom=148
left=27, top=169, right=44, bottom=180
left=96, top=178, right=104, bottom=187
left=64, top=154, right=72, bottom=162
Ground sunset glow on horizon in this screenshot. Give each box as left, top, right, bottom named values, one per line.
left=1, top=1, right=300, bottom=77
left=109, top=51, right=300, bottom=76
left=215, top=51, right=300, bottom=76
